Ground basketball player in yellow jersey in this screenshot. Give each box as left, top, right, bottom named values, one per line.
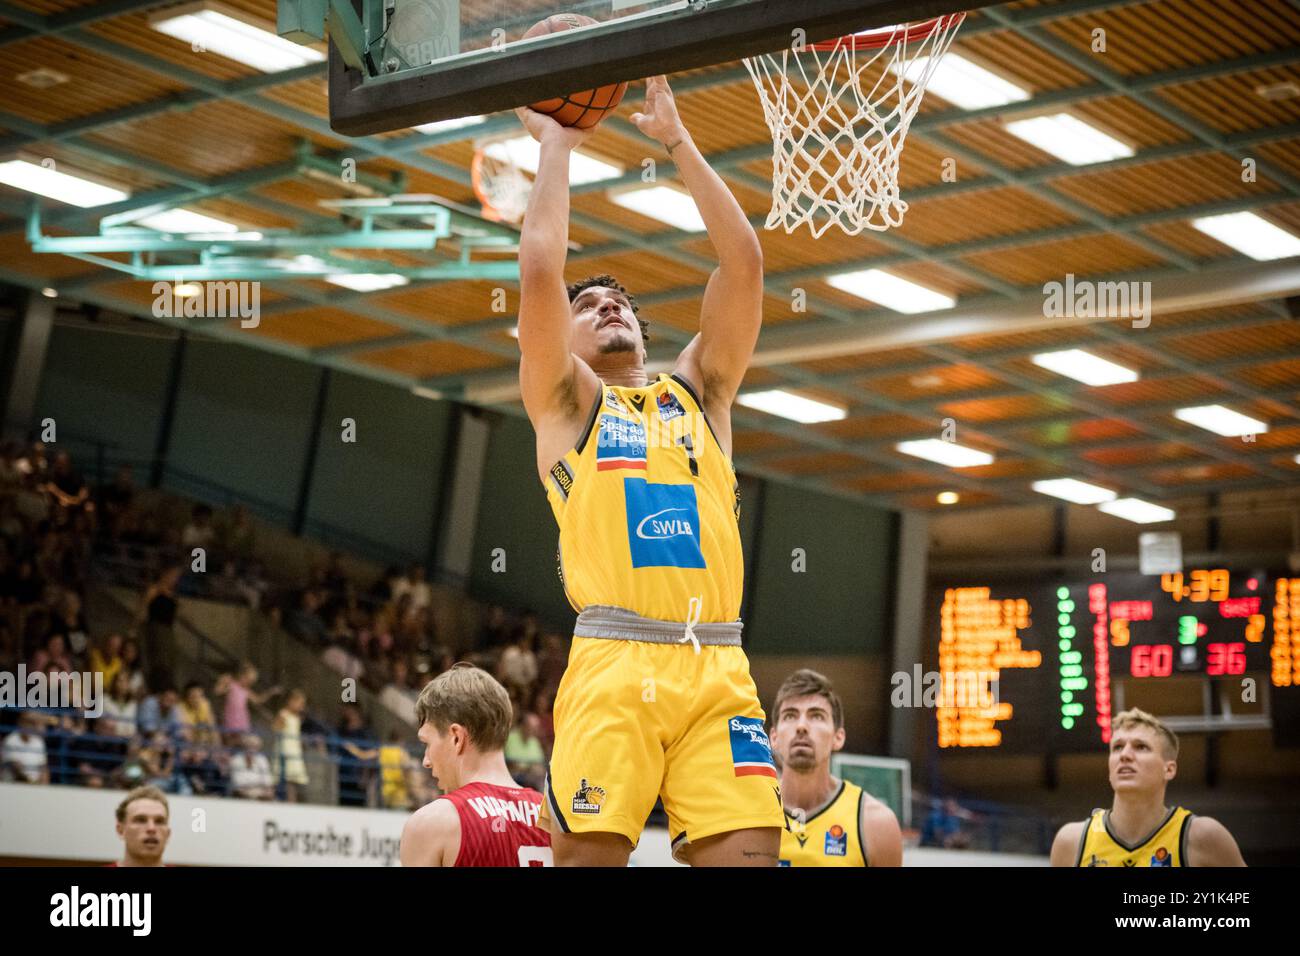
left=1051, top=708, right=1245, bottom=867
left=515, top=75, right=782, bottom=866
left=769, top=669, right=902, bottom=867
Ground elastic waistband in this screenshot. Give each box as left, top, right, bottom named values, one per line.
left=573, top=605, right=743, bottom=646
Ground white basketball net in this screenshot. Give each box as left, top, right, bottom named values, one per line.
left=471, top=138, right=533, bottom=225
left=744, top=14, right=965, bottom=237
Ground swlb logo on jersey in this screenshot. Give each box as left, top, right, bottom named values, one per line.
left=597, top=414, right=647, bottom=471
left=728, top=716, right=777, bottom=778
left=571, top=778, right=606, bottom=815
left=824, top=824, right=848, bottom=856
left=656, top=389, right=686, bottom=422
left=623, top=478, right=705, bottom=568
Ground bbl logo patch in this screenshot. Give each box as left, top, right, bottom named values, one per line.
left=1150, top=847, right=1171, bottom=867
left=727, top=716, right=777, bottom=778
left=572, top=778, right=606, bottom=815
left=824, top=824, right=848, bottom=856
left=656, top=389, right=686, bottom=422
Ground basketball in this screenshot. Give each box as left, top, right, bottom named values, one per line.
left=522, top=14, right=628, bottom=129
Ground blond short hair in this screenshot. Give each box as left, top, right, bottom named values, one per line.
left=414, top=663, right=513, bottom=752
left=1112, top=708, right=1179, bottom=759
left=116, top=785, right=170, bottom=823
left=773, top=668, right=844, bottom=730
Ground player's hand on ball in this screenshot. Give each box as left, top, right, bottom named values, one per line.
left=630, top=75, right=686, bottom=147
left=515, top=106, right=593, bottom=149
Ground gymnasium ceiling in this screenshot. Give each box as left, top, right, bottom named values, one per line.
left=1, top=0, right=1299, bottom=514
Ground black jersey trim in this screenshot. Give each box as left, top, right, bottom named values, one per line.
left=571, top=383, right=604, bottom=457
left=1177, top=810, right=1193, bottom=867
left=783, top=779, right=846, bottom=829
left=1074, top=809, right=1099, bottom=866
left=669, top=372, right=730, bottom=466
left=544, top=771, right=571, bottom=834
left=856, top=787, right=869, bottom=868
left=1103, top=805, right=1177, bottom=852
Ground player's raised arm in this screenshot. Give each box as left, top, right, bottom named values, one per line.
left=631, top=75, right=763, bottom=408
left=515, top=109, right=595, bottom=422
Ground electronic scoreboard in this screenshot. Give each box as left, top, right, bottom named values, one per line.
left=930, top=571, right=1300, bottom=752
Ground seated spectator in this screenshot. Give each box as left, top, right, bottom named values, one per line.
left=138, top=685, right=183, bottom=736
left=89, top=632, right=126, bottom=691
left=406, top=564, right=432, bottom=612
left=286, top=590, right=328, bottom=646
left=229, top=734, right=274, bottom=800
left=66, top=716, right=113, bottom=788
left=29, top=634, right=74, bottom=675
left=476, top=604, right=510, bottom=649
left=97, top=464, right=136, bottom=536
left=335, top=706, right=375, bottom=808
left=116, top=733, right=174, bottom=792
left=504, top=711, right=546, bottom=792
left=100, top=672, right=139, bottom=740
left=178, top=681, right=219, bottom=746
left=178, top=740, right=226, bottom=796
left=120, top=639, right=146, bottom=697
left=497, top=630, right=538, bottom=697
left=2, top=713, right=50, bottom=784
left=43, top=451, right=93, bottom=518
left=180, top=503, right=216, bottom=551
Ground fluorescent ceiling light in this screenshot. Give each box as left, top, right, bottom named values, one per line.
left=483, top=136, right=623, bottom=185
left=826, top=269, right=955, bottom=314
left=150, top=3, right=325, bottom=73
left=414, top=115, right=487, bottom=134
left=326, top=273, right=409, bottom=292
left=736, top=389, right=846, bottom=424
left=608, top=185, right=706, bottom=231
left=1031, top=349, right=1138, bottom=386
left=1099, top=498, right=1176, bottom=524
left=131, top=208, right=240, bottom=234
left=1174, top=404, right=1268, bottom=437
left=896, top=439, right=994, bottom=468
left=1032, top=478, right=1117, bottom=505
left=1190, top=211, right=1300, bottom=261
left=1004, top=114, right=1134, bottom=165
left=893, top=53, right=1030, bottom=110
left=0, top=159, right=128, bottom=207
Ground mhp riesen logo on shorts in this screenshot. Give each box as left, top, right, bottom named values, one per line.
left=597, top=414, right=646, bottom=471
left=728, top=716, right=777, bottom=778
left=624, top=478, right=705, bottom=569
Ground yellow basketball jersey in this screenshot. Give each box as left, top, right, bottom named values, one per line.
left=779, top=780, right=868, bottom=867
left=1076, top=806, right=1193, bottom=867
left=543, top=373, right=743, bottom=623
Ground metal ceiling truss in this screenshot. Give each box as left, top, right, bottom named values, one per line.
left=1, top=0, right=1297, bottom=510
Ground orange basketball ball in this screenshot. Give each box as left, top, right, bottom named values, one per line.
left=523, top=14, right=628, bottom=129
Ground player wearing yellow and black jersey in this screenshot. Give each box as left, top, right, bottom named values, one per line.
left=769, top=669, right=902, bottom=867
left=515, top=76, right=782, bottom=866
left=1051, top=708, right=1245, bottom=867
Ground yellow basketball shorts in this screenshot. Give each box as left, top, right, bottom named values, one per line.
left=542, top=636, right=785, bottom=853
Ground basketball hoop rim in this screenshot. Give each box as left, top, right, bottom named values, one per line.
left=806, top=12, right=965, bottom=52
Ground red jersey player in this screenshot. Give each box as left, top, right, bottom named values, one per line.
left=400, top=664, right=552, bottom=867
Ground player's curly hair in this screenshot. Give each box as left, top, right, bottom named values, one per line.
left=566, top=273, right=649, bottom=346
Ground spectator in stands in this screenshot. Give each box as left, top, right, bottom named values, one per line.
left=177, top=736, right=226, bottom=796
left=100, top=672, right=139, bottom=740
left=476, top=604, right=510, bottom=649
left=136, top=564, right=181, bottom=690
left=179, top=681, right=219, bottom=746
left=181, top=503, right=216, bottom=551
left=497, top=628, right=538, bottom=697
left=2, top=712, right=50, bottom=784
left=388, top=566, right=413, bottom=603
left=343, top=729, right=417, bottom=810
left=119, top=639, right=146, bottom=697
left=537, top=631, right=568, bottom=695
left=503, top=710, right=546, bottom=792
left=64, top=715, right=112, bottom=788
left=138, top=685, right=182, bottom=736
left=335, top=705, right=375, bottom=807
left=89, top=632, right=125, bottom=691
left=273, top=689, right=310, bottom=802
left=48, top=590, right=88, bottom=657
left=921, top=798, right=973, bottom=850
left=407, top=564, right=432, bottom=612
left=0, top=441, right=24, bottom=493
left=229, top=734, right=274, bottom=800
left=530, top=687, right=555, bottom=758
left=219, top=662, right=280, bottom=743
left=287, top=589, right=328, bottom=646
left=44, top=451, right=93, bottom=521
left=116, top=733, right=174, bottom=792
